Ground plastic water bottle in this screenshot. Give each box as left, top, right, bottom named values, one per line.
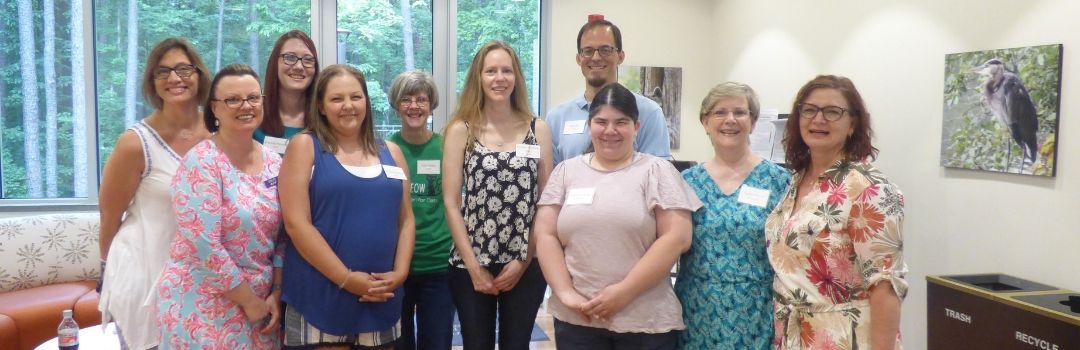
left=57, top=309, right=79, bottom=350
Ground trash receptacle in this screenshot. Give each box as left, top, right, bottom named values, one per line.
left=927, top=274, right=1080, bottom=350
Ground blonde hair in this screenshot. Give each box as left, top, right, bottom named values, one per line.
left=447, top=40, right=535, bottom=151
left=305, top=64, right=378, bottom=156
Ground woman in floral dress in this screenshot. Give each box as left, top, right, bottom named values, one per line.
left=766, top=75, right=907, bottom=349
left=156, top=64, right=283, bottom=349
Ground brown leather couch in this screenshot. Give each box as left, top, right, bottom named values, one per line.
left=0, top=214, right=103, bottom=350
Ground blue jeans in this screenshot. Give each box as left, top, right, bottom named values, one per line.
left=399, top=271, right=455, bottom=350
left=449, top=260, right=547, bottom=350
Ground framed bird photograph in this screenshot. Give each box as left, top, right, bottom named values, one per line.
left=941, top=44, right=1062, bottom=176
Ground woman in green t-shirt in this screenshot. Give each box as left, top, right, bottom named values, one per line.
left=386, top=70, right=456, bottom=350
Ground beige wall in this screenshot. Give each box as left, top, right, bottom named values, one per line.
left=549, top=1, right=1080, bottom=349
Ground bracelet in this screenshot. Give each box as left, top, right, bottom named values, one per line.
left=338, top=271, right=352, bottom=289
left=272, top=284, right=282, bottom=292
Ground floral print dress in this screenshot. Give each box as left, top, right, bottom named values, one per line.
left=765, top=160, right=907, bottom=350
left=155, top=140, right=283, bottom=350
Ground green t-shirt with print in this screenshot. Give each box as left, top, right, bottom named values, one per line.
left=388, top=132, right=452, bottom=274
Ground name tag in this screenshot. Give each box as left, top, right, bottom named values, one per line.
left=383, top=165, right=407, bottom=180
left=516, top=144, right=541, bottom=159
left=263, top=136, right=288, bottom=154
left=737, top=185, right=770, bottom=208
left=263, top=177, right=278, bottom=188
left=417, top=160, right=440, bottom=175
left=565, top=187, right=596, bottom=206
left=562, top=120, right=586, bottom=134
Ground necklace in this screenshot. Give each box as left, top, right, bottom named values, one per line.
left=178, top=129, right=195, bottom=140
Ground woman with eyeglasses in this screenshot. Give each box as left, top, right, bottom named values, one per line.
left=155, top=64, right=284, bottom=349
left=766, top=75, right=907, bottom=349
left=98, top=37, right=210, bottom=350
left=385, top=70, right=455, bottom=350
left=279, top=64, right=415, bottom=349
left=674, top=82, right=790, bottom=350
left=534, top=83, right=700, bottom=350
left=256, top=30, right=319, bottom=153
left=443, top=40, right=553, bottom=349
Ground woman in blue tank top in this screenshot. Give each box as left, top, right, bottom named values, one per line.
left=278, top=64, right=416, bottom=349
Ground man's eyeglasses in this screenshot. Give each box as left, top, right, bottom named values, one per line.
left=153, top=64, right=198, bottom=80
left=212, top=95, right=264, bottom=109
left=578, top=46, right=619, bottom=58
left=281, top=53, right=316, bottom=68
left=799, top=103, right=848, bottom=121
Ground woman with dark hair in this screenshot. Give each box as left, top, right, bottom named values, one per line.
left=279, top=64, right=415, bottom=349
left=766, top=75, right=907, bottom=349
left=256, top=29, right=319, bottom=152
left=534, top=83, right=701, bottom=350
left=675, top=82, right=790, bottom=350
left=98, top=37, right=210, bottom=349
left=442, top=40, right=553, bottom=349
left=386, top=70, right=455, bottom=350
left=156, top=64, right=284, bottom=349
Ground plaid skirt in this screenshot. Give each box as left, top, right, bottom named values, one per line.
left=283, top=303, right=401, bottom=349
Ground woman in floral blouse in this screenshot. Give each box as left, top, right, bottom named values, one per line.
left=765, top=75, right=907, bottom=349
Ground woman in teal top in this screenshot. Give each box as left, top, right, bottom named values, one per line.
left=386, top=70, right=456, bottom=350
left=255, top=30, right=319, bottom=150
left=675, top=82, right=791, bottom=350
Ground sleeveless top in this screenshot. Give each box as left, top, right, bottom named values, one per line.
left=449, top=119, right=539, bottom=268
left=98, top=120, right=182, bottom=349
left=282, top=136, right=405, bottom=334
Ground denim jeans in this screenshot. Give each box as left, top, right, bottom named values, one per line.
left=553, top=319, right=679, bottom=350
left=398, top=271, right=455, bottom=350
left=448, top=260, right=547, bottom=350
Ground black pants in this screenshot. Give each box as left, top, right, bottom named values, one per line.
left=448, top=260, right=547, bottom=350
left=553, top=319, right=679, bottom=350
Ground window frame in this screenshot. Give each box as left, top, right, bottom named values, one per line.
left=0, top=0, right=548, bottom=209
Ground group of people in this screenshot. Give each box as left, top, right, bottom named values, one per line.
left=96, top=17, right=906, bottom=350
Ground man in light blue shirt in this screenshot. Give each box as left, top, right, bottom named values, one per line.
left=547, top=18, right=671, bottom=164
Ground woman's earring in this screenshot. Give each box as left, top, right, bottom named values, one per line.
left=214, top=119, right=220, bottom=127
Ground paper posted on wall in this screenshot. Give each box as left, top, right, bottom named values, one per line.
left=749, top=109, right=788, bottom=164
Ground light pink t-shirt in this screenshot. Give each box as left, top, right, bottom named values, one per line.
left=538, top=153, right=703, bottom=333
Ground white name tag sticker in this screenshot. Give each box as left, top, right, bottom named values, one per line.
left=562, top=120, right=586, bottom=135
left=565, top=187, right=596, bottom=206
left=263, top=136, right=289, bottom=154
left=417, top=160, right=440, bottom=175
left=737, top=185, right=770, bottom=208
left=516, top=144, right=541, bottom=159
left=383, top=165, right=408, bottom=180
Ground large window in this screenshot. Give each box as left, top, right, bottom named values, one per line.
left=0, top=0, right=543, bottom=205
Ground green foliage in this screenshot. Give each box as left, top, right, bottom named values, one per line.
left=940, top=44, right=1061, bottom=176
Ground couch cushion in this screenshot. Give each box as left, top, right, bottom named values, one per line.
left=73, top=284, right=103, bottom=326
left=0, top=213, right=101, bottom=293
left=0, top=282, right=96, bottom=350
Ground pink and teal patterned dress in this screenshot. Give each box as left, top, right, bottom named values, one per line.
left=155, top=140, right=283, bottom=350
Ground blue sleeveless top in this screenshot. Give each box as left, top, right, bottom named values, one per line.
left=282, top=136, right=404, bottom=334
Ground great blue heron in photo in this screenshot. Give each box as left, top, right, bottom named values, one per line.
left=973, top=58, right=1039, bottom=171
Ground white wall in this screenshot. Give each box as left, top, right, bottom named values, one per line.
left=550, top=1, right=1080, bottom=349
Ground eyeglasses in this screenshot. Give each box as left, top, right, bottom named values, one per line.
left=799, top=103, right=848, bottom=121
left=706, top=109, right=751, bottom=120
left=399, top=97, right=429, bottom=107
left=281, top=53, right=316, bottom=68
left=212, top=95, right=264, bottom=108
left=578, top=46, right=619, bottom=58
left=153, top=64, right=198, bottom=80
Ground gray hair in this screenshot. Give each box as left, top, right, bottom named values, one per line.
left=699, top=81, right=761, bottom=123
left=388, top=70, right=439, bottom=111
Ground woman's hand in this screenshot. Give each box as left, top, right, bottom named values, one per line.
left=555, top=289, right=592, bottom=322
left=580, top=282, right=635, bottom=321
left=342, top=271, right=392, bottom=297
left=364, top=270, right=407, bottom=302
left=468, top=265, right=498, bottom=295
left=492, top=260, right=526, bottom=292
left=259, top=291, right=281, bottom=334
left=239, top=296, right=271, bottom=322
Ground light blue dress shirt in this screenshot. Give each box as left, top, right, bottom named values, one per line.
left=546, top=92, right=672, bottom=164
